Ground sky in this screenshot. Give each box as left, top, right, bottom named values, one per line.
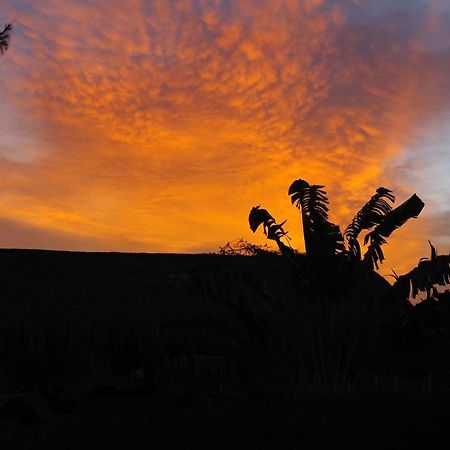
left=0, top=0, right=449, bottom=275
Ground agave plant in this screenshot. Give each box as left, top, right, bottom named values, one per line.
left=0, top=23, right=12, bottom=56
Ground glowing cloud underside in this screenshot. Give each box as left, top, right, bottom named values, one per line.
left=0, top=0, right=450, bottom=273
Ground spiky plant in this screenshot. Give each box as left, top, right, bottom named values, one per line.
left=0, top=23, right=12, bottom=56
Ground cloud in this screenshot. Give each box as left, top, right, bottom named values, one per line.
left=0, top=215, right=169, bottom=252
left=429, top=210, right=450, bottom=243
left=0, top=0, right=449, bottom=272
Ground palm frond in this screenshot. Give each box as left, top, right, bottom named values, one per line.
left=0, top=23, right=12, bottom=56
left=288, top=179, right=345, bottom=257
left=363, top=194, right=425, bottom=269
left=344, top=187, right=395, bottom=259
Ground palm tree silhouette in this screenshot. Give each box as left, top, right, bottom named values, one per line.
left=0, top=23, right=12, bottom=56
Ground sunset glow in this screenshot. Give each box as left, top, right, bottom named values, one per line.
left=1, top=0, right=450, bottom=274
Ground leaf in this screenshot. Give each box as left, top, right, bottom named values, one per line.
left=391, top=242, right=450, bottom=300
left=248, top=206, right=273, bottom=233
left=288, top=179, right=345, bottom=257
left=248, top=206, right=293, bottom=256
left=367, top=194, right=424, bottom=239
left=429, top=240, right=437, bottom=261
left=344, top=187, right=395, bottom=259
left=363, top=194, right=424, bottom=270
left=288, top=179, right=310, bottom=197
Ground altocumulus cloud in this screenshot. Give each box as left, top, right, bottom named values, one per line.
left=0, top=0, right=449, bottom=273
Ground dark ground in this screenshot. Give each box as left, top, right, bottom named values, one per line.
left=2, top=391, right=450, bottom=449
left=0, top=249, right=449, bottom=449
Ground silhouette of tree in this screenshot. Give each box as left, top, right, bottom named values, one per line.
left=0, top=23, right=12, bottom=56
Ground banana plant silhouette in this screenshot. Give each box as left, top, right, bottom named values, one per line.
left=289, top=179, right=424, bottom=270
left=0, top=23, right=12, bottom=56
left=248, top=179, right=450, bottom=398
left=390, top=241, right=450, bottom=302
left=249, top=179, right=427, bottom=300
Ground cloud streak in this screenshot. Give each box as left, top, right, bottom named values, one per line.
left=1, top=0, right=450, bottom=272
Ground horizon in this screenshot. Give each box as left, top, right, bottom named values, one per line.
left=1, top=1, right=450, bottom=275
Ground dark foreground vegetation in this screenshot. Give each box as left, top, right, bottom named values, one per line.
left=0, top=246, right=450, bottom=449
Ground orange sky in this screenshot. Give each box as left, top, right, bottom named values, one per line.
left=1, top=0, right=450, bottom=275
